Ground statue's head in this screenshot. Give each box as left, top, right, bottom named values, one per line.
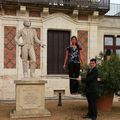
left=23, top=20, right=31, bottom=27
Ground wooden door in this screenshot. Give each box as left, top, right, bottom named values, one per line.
left=47, top=30, right=70, bottom=74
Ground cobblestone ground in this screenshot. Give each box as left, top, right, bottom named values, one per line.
left=0, top=100, right=120, bottom=120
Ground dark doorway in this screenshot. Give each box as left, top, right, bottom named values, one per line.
left=47, top=30, right=70, bottom=74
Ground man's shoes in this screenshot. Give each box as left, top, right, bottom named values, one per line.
left=82, top=114, right=97, bottom=120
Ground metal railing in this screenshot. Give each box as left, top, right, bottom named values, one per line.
left=1, top=0, right=110, bottom=11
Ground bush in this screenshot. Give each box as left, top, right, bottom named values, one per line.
left=79, top=53, right=120, bottom=97
left=98, top=54, right=120, bottom=97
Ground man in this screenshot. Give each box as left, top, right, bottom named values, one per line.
left=15, top=20, right=44, bottom=78
left=79, top=58, right=98, bottom=120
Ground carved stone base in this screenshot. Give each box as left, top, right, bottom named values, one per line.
left=10, top=79, right=51, bottom=118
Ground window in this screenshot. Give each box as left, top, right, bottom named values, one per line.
left=116, top=49, right=120, bottom=56
left=116, top=37, right=120, bottom=46
left=104, top=35, right=120, bottom=56
left=104, top=37, right=113, bottom=46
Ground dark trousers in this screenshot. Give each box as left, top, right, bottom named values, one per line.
left=86, top=93, right=98, bottom=119
left=68, top=62, right=80, bottom=94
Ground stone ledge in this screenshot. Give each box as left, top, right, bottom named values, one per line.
left=14, top=79, right=47, bottom=85
left=10, top=109, right=51, bottom=118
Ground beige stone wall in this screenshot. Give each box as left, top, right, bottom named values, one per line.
left=0, top=11, right=120, bottom=100
left=98, top=16, right=120, bottom=53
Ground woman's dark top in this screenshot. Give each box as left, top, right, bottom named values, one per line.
left=67, top=45, right=81, bottom=63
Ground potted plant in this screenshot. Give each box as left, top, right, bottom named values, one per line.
left=79, top=52, right=120, bottom=112
left=96, top=53, right=120, bottom=112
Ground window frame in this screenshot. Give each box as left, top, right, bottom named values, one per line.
left=104, top=35, right=120, bottom=54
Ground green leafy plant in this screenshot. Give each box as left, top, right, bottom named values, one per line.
left=97, top=54, right=120, bottom=97
left=79, top=53, right=120, bottom=97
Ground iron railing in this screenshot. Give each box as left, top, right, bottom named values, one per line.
left=1, top=0, right=110, bottom=12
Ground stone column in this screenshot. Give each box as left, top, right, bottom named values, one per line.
left=89, top=22, right=98, bottom=59
left=0, top=19, right=3, bottom=76
left=10, top=79, right=51, bottom=118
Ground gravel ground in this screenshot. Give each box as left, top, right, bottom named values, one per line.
left=0, top=100, right=120, bottom=120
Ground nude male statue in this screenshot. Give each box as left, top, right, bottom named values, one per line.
left=15, top=20, right=44, bottom=78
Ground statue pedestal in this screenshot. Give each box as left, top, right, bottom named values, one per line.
left=10, top=79, right=51, bottom=118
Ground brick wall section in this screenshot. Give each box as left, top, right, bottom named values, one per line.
left=4, top=9, right=16, bottom=16
left=4, top=26, right=16, bottom=68
left=34, top=28, right=40, bottom=69
left=4, top=27, right=40, bottom=69
left=78, top=14, right=88, bottom=21
left=29, top=10, right=40, bottom=17
left=78, top=30, right=88, bottom=65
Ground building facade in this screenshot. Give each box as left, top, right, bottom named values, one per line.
left=0, top=0, right=120, bottom=100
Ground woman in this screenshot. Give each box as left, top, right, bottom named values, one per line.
left=63, top=36, right=83, bottom=94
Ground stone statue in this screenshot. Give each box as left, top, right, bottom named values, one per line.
left=15, top=20, right=44, bottom=78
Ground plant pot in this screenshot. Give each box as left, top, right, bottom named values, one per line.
left=97, top=93, right=114, bottom=112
